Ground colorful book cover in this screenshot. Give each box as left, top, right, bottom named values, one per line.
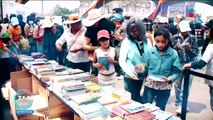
left=111, top=105, right=131, bottom=118
left=151, top=110, right=173, bottom=120
left=125, top=111, right=156, bottom=120
left=121, top=102, right=145, bottom=113
left=98, top=56, right=109, bottom=70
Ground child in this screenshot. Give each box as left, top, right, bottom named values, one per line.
left=136, top=27, right=181, bottom=110
left=93, top=30, right=119, bottom=87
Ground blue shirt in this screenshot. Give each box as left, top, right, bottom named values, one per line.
left=145, top=47, right=181, bottom=83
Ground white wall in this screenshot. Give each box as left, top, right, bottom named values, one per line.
left=2, top=1, right=32, bottom=21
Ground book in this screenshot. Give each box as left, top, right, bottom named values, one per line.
left=99, top=56, right=109, bottom=70
left=148, top=74, right=165, bottom=82
left=70, top=93, right=101, bottom=105
left=86, top=84, right=101, bottom=92
left=70, top=73, right=90, bottom=81
left=112, top=89, right=131, bottom=100
left=52, top=65, right=66, bottom=72
left=125, top=111, right=156, bottom=120
left=62, top=83, right=86, bottom=93
left=78, top=103, right=104, bottom=114
left=98, top=96, right=118, bottom=105
left=36, top=67, right=55, bottom=75
left=111, top=104, right=131, bottom=118
left=143, top=103, right=160, bottom=112
left=67, top=68, right=84, bottom=74
left=78, top=103, right=109, bottom=119
left=120, top=101, right=145, bottom=113
left=151, top=110, right=173, bottom=120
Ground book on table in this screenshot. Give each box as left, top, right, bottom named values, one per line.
left=111, top=104, right=131, bottom=118
left=78, top=102, right=109, bottom=119
left=151, top=110, right=173, bottom=120
left=70, top=93, right=101, bottom=105
left=125, top=111, right=156, bottom=120
left=120, top=101, right=146, bottom=113
left=98, top=95, right=118, bottom=105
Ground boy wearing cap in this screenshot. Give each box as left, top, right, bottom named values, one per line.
left=93, top=30, right=119, bottom=87
left=171, top=20, right=199, bottom=113
left=7, top=17, right=22, bottom=54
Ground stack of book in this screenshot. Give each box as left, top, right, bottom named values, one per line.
left=62, top=82, right=86, bottom=93
left=111, top=101, right=157, bottom=120
left=52, top=65, right=66, bottom=72
left=143, top=103, right=160, bottom=112
left=19, top=55, right=34, bottom=63
left=36, top=67, right=55, bottom=76
left=125, top=111, right=156, bottom=120
left=98, top=95, right=117, bottom=105
left=78, top=102, right=108, bottom=119
left=111, top=104, right=131, bottom=118
left=151, top=110, right=173, bottom=120
left=31, top=52, right=45, bottom=59
left=51, top=75, right=74, bottom=83
left=70, top=93, right=101, bottom=105
left=60, top=81, right=87, bottom=99
left=67, top=68, right=85, bottom=74
left=120, top=102, right=146, bottom=114
left=70, top=73, right=90, bottom=81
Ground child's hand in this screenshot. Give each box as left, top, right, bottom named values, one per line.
left=185, top=43, right=192, bottom=51
left=134, top=64, right=141, bottom=73
left=162, top=76, right=171, bottom=83
left=134, top=63, right=145, bottom=73
left=129, top=73, right=139, bottom=80
left=107, top=57, right=114, bottom=63
left=95, top=62, right=103, bottom=69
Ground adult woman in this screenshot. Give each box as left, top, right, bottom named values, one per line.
left=119, top=18, right=153, bottom=102
left=182, top=19, right=213, bottom=111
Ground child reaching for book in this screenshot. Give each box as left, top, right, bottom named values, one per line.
left=135, top=27, right=181, bottom=110
left=93, top=30, right=119, bottom=87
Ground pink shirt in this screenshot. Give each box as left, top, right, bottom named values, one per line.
left=33, top=25, right=44, bottom=44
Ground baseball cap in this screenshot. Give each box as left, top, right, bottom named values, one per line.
left=97, top=30, right=110, bottom=40
left=11, top=17, right=19, bottom=26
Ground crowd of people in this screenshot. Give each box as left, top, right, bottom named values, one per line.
left=0, top=7, right=213, bottom=115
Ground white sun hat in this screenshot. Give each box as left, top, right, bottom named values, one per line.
left=179, top=20, right=191, bottom=32
left=82, top=9, right=104, bottom=27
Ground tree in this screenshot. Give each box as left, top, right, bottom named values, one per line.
left=52, top=4, right=72, bottom=16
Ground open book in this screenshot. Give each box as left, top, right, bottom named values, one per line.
left=148, top=74, right=165, bottom=82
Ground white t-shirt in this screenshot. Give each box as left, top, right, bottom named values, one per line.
left=55, top=27, right=89, bottom=63
left=201, top=44, right=213, bottom=86
left=95, top=47, right=117, bottom=85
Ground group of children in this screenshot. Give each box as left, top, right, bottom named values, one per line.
left=93, top=20, right=181, bottom=111
left=93, top=18, right=212, bottom=113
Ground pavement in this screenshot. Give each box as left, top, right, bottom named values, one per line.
left=115, top=69, right=213, bottom=120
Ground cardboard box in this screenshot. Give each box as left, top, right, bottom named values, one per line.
left=10, top=70, right=31, bottom=91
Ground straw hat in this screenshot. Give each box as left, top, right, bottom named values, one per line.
left=63, top=14, right=81, bottom=24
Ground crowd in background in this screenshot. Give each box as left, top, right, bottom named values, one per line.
left=0, top=7, right=213, bottom=115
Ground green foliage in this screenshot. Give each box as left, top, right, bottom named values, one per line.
left=52, top=4, right=72, bottom=16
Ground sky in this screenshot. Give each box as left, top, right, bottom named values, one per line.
left=25, top=1, right=80, bottom=15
